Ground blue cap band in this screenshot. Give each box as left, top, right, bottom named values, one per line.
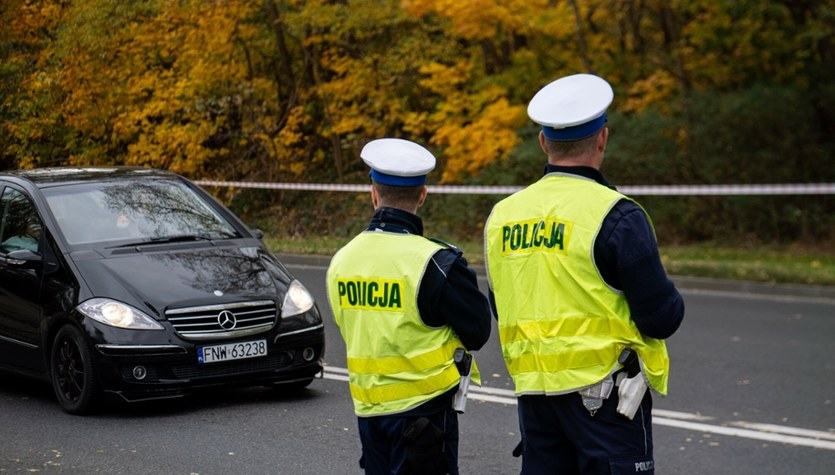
left=541, top=113, right=607, bottom=141
left=370, top=169, right=427, bottom=187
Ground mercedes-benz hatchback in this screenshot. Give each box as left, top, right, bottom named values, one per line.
left=0, top=167, right=324, bottom=414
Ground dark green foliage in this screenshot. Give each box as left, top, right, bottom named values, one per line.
left=243, top=81, right=835, bottom=248
left=234, top=188, right=370, bottom=239
left=603, top=82, right=835, bottom=246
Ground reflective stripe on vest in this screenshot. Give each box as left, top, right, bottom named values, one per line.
left=326, top=231, right=465, bottom=415
left=485, top=174, right=669, bottom=395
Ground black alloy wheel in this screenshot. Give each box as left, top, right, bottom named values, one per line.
left=50, top=325, right=99, bottom=414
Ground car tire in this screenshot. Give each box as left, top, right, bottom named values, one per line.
left=50, top=325, right=100, bottom=415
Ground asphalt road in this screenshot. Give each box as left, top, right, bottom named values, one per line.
left=2, top=255, right=834, bottom=474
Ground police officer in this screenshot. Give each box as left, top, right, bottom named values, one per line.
left=484, top=74, right=685, bottom=474
left=327, top=138, right=491, bottom=475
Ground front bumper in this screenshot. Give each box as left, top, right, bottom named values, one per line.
left=89, top=324, right=325, bottom=402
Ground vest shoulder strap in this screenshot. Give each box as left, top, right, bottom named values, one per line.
left=427, top=236, right=462, bottom=255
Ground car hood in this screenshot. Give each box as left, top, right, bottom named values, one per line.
left=69, top=242, right=292, bottom=319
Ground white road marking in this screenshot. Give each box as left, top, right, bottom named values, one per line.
left=679, top=288, right=835, bottom=305
left=654, top=418, right=835, bottom=451
left=321, top=366, right=835, bottom=451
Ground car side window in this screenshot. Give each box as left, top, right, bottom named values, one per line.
left=0, top=187, right=41, bottom=254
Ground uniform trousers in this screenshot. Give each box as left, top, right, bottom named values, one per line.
left=517, top=388, right=654, bottom=475
left=357, top=407, right=459, bottom=475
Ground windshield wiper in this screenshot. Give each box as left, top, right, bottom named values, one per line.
left=107, top=231, right=239, bottom=249
left=147, top=234, right=213, bottom=244
left=108, top=235, right=213, bottom=249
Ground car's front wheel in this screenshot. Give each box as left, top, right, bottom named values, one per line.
left=50, top=325, right=100, bottom=414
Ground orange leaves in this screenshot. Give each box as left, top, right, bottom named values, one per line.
left=124, top=121, right=220, bottom=175
left=52, top=0, right=267, bottom=174
left=403, top=0, right=548, bottom=40
left=433, top=94, right=525, bottom=182
left=297, top=0, right=530, bottom=183
left=413, top=60, right=525, bottom=182
left=2, top=0, right=830, bottom=184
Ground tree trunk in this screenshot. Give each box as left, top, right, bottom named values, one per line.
left=568, top=0, right=594, bottom=73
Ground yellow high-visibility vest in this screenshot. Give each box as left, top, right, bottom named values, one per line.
left=485, top=173, right=669, bottom=395
left=327, top=231, right=474, bottom=416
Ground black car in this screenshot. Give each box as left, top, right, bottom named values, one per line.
left=0, top=167, right=324, bottom=414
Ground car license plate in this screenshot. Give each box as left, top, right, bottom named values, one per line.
left=197, top=339, right=267, bottom=364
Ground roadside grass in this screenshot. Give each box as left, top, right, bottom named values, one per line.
left=263, top=234, right=349, bottom=256
left=660, top=244, right=835, bottom=287
left=262, top=233, right=835, bottom=287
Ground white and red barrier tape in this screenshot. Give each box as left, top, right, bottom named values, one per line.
left=195, top=180, right=835, bottom=196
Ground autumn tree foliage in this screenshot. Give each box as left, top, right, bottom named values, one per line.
left=1, top=0, right=833, bottom=189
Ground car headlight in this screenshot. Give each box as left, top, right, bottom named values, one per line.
left=77, top=298, right=164, bottom=330
left=282, top=279, right=314, bottom=317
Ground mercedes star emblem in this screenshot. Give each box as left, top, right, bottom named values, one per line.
left=217, top=310, right=237, bottom=330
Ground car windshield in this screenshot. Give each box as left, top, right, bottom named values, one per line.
left=42, top=179, right=239, bottom=246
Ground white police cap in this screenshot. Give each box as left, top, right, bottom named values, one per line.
left=527, top=73, right=614, bottom=141
left=361, top=138, right=436, bottom=187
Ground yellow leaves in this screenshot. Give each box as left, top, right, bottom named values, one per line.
left=402, top=111, right=431, bottom=137
left=276, top=107, right=309, bottom=149
left=530, top=2, right=575, bottom=39
left=253, top=104, right=312, bottom=178
left=401, top=0, right=434, bottom=17
left=318, top=56, right=398, bottom=139
left=403, top=0, right=548, bottom=40
left=413, top=58, right=525, bottom=181
left=7, top=0, right=532, bottom=181
left=125, top=121, right=220, bottom=175
left=623, top=71, right=680, bottom=113
left=418, top=62, right=470, bottom=96
left=2, top=0, right=66, bottom=50
left=434, top=95, right=525, bottom=182
left=5, top=0, right=827, bottom=185
left=43, top=0, right=267, bottom=175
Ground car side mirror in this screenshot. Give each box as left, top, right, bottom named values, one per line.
left=4, top=249, right=43, bottom=268
left=251, top=228, right=265, bottom=240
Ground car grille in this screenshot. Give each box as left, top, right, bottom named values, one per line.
left=119, top=353, right=293, bottom=382
left=166, top=300, right=277, bottom=341
left=171, top=353, right=292, bottom=379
